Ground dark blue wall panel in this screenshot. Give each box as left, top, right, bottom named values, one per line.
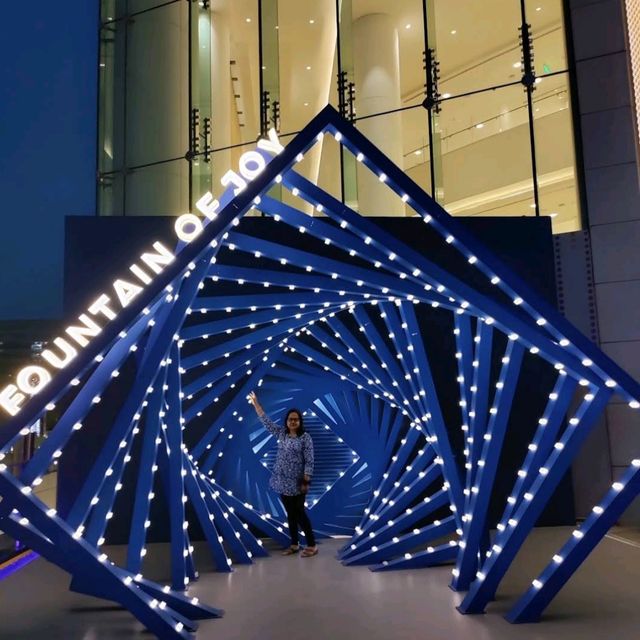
left=61, top=215, right=575, bottom=542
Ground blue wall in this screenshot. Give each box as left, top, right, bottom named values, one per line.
left=0, top=2, right=98, bottom=320
left=60, top=215, right=575, bottom=542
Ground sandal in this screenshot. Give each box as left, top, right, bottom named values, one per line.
left=301, top=546, right=318, bottom=557
left=282, top=546, right=300, bottom=556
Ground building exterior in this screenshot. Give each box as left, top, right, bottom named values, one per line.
left=0, top=2, right=639, bottom=623
left=96, top=0, right=640, bottom=524
left=98, top=0, right=583, bottom=233
left=1, top=0, right=640, bottom=564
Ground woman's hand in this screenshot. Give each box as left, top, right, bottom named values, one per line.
left=248, top=391, right=265, bottom=417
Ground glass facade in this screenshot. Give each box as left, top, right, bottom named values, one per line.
left=98, top=0, right=582, bottom=233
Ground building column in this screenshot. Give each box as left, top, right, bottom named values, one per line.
left=211, top=8, right=232, bottom=187
left=125, top=2, right=189, bottom=215
left=567, top=0, right=640, bottom=524
left=352, top=13, right=404, bottom=216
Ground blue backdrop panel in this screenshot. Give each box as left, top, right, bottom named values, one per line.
left=61, top=215, right=573, bottom=545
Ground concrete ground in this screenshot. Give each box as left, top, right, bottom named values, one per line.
left=0, top=527, right=639, bottom=639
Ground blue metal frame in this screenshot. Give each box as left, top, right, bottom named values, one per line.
left=0, top=106, right=639, bottom=636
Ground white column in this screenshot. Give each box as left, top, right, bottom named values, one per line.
left=211, top=9, right=232, bottom=187
left=353, top=13, right=404, bottom=216
left=125, top=2, right=189, bottom=215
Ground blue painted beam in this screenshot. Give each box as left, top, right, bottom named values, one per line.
left=506, top=460, right=640, bottom=622
left=451, top=340, right=525, bottom=591
left=370, top=541, right=459, bottom=572
left=458, top=387, right=611, bottom=613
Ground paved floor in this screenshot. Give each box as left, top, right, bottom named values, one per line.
left=1, top=527, right=639, bottom=639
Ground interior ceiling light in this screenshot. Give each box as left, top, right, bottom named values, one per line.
left=405, top=23, right=411, bottom=29
left=245, top=17, right=251, bottom=23
left=306, top=66, right=311, bottom=71
left=309, top=19, right=315, bottom=24
left=450, top=29, right=457, bottom=35
left=475, top=123, right=484, bottom=129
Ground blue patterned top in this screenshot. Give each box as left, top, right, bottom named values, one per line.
left=260, top=415, right=314, bottom=496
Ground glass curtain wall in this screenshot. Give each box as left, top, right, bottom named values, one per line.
left=99, top=0, right=189, bottom=216
left=98, top=0, right=582, bottom=233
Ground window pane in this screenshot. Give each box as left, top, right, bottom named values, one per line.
left=402, top=108, right=433, bottom=203
left=193, top=141, right=260, bottom=215
left=98, top=171, right=125, bottom=216
left=274, top=130, right=341, bottom=213
left=277, top=0, right=337, bottom=134
left=341, top=1, right=428, bottom=214
left=226, top=3, right=260, bottom=141
left=350, top=106, right=431, bottom=215
left=191, top=2, right=212, bottom=208
left=191, top=5, right=261, bottom=208
left=260, top=0, right=280, bottom=134
left=347, top=0, right=428, bottom=109
left=431, top=0, right=522, bottom=97
left=101, top=0, right=179, bottom=22
left=532, top=73, right=581, bottom=232
left=527, top=0, right=569, bottom=76
left=347, top=1, right=427, bottom=113
left=435, top=84, right=535, bottom=218
left=98, top=20, right=125, bottom=175
left=128, top=0, right=177, bottom=15
left=125, top=2, right=189, bottom=167
left=256, top=1, right=339, bottom=208
left=100, top=0, right=119, bottom=22
left=125, top=160, right=189, bottom=216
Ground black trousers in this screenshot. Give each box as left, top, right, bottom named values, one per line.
left=281, top=493, right=316, bottom=547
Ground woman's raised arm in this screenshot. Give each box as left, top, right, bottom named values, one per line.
left=249, top=391, right=283, bottom=437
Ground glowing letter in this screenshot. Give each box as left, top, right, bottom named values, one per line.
left=130, top=264, right=152, bottom=285
left=89, top=294, right=117, bottom=320
left=221, top=170, right=247, bottom=195
left=0, top=384, right=26, bottom=416
left=66, top=313, right=102, bottom=347
left=257, top=128, right=284, bottom=156
left=195, top=192, right=220, bottom=220
left=140, top=241, right=174, bottom=274
left=16, top=366, right=52, bottom=395
left=113, top=279, right=144, bottom=308
left=239, top=151, right=267, bottom=180
left=42, top=338, right=78, bottom=369
left=175, top=214, right=204, bottom=243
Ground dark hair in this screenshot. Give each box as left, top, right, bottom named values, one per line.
left=284, top=408, right=305, bottom=435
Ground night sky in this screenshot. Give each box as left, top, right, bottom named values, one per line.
left=0, top=2, right=98, bottom=320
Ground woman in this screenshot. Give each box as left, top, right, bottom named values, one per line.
left=249, top=391, right=318, bottom=557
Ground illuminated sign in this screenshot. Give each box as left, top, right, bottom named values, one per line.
left=0, top=129, right=284, bottom=417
